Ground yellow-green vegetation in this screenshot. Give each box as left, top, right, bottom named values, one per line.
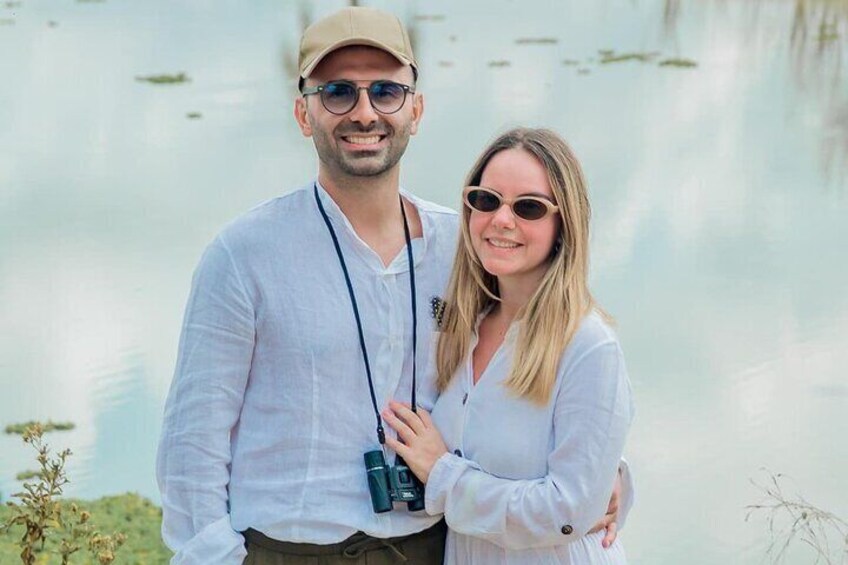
left=659, top=58, right=698, bottom=68
left=1, top=494, right=168, bottom=564
left=1, top=424, right=131, bottom=564
left=818, top=21, right=839, bottom=42
left=14, top=470, right=40, bottom=481
left=6, top=421, right=75, bottom=435
left=515, top=37, right=558, bottom=45
left=186, top=112, right=202, bottom=120
left=746, top=470, right=848, bottom=564
left=134, top=72, right=190, bottom=85
left=4, top=2, right=22, bottom=8
left=487, top=60, right=511, bottom=68
left=599, top=50, right=661, bottom=64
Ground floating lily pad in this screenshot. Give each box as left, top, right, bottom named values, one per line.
left=4, top=421, right=76, bottom=434
left=659, top=58, right=697, bottom=68
left=135, top=72, right=191, bottom=85
left=600, top=51, right=660, bottom=64
left=515, top=37, right=558, bottom=45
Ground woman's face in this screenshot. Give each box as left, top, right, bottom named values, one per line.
left=468, top=148, right=560, bottom=291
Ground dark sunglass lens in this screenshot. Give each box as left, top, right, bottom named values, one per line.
left=322, top=82, right=357, bottom=113
left=369, top=82, right=405, bottom=112
left=513, top=199, right=548, bottom=220
left=467, top=190, right=501, bottom=212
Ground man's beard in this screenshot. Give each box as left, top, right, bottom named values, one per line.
left=312, top=121, right=412, bottom=178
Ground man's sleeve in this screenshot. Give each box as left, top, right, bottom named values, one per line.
left=156, top=236, right=254, bottom=565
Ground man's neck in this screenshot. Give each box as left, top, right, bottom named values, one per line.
left=318, top=167, right=421, bottom=266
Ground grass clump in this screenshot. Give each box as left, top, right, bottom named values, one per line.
left=0, top=424, right=127, bottom=564
left=6, top=421, right=75, bottom=435
left=134, top=72, right=190, bottom=85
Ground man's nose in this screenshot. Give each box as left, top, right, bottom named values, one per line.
left=347, top=88, right=379, bottom=127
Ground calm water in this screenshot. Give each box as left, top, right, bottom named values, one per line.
left=1, top=0, right=846, bottom=563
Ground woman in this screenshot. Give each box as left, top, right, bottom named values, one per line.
left=383, top=128, right=633, bottom=564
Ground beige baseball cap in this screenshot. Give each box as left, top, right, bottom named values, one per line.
left=298, top=7, right=417, bottom=80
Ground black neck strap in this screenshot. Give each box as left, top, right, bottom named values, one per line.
left=313, top=184, right=418, bottom=445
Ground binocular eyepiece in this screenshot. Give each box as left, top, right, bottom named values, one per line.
left=364, top=450, right=425, bottom=513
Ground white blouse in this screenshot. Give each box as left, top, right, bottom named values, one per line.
left=427, top=312, right=634, bottom=564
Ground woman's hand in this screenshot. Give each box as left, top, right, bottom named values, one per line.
left=382, top=400, right=448, bottom=484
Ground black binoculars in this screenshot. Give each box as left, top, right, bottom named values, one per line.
left=364, top=449, right=425, bottom=513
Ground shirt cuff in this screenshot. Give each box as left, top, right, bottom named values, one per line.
left=424, top=452, right=470, bottom=516
left=170, top=515, right=247, bottom=565
left=617, top=458, right=635, bottom=531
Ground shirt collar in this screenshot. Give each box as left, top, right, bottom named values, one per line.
left=314, top=180, right=430, bottom=275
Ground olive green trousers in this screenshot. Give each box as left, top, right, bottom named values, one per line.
left=243, top=520, right=446, bottom=565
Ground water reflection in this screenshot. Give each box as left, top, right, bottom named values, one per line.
left=1, top=1, right=846, bottom=563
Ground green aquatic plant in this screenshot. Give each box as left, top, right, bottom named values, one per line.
left=134, top=72, right=190, bottom=85
left=0, top=424, right=126, bottom=564
left=515, top=37, right=558, bottom=45
left=186, top=112, right=202, bottom=120
left=5, top=421, right=75, bottom=435
left=658, top=57, right=698, bottom=68
left=746, top=470, right=848, bottom=564
left=600, top=51, right=661, bottom=64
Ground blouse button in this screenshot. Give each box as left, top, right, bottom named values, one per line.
left=462, top=393, right=468, bottom=405
left=453, top=449, right=463, bottom=457
left=560, top=525, right=573, bottom=535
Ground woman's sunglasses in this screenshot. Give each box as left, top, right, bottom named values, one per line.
left=463, top=186, right=559, bottom=221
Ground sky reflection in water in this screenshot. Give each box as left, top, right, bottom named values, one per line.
left=0, top=1, right=846, bottom=563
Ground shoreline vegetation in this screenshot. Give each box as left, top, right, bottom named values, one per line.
left=1, top=422, right=170, bottom=564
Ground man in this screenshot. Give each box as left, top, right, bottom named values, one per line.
left=156, top=7, right=632, bottom=564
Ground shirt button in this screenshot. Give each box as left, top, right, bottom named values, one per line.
left=454, top=449, right=463, bottom=457
left=462, top=393, right=468, bottom=405
left=560, top=525, right=573, bottom=535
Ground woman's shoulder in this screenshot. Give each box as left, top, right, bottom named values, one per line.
left=560, top=310, right=622, bottom=372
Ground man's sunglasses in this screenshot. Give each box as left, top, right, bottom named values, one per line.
left=463, top=186, right=559, bottom=221
left=301, top=80, right=414, bottom=115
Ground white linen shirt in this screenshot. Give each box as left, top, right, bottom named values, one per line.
left=426, top=312, right=635, bottom=564
left=156, top=183, right=459, bottom=564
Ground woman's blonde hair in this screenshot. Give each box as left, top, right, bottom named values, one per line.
left=435, top=127, right=606, bottom=404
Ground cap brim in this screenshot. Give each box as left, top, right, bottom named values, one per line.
left=300, top=37, right=415, bottom=79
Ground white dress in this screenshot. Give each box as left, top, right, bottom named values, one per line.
left=426, top=312, right=634, bottom=565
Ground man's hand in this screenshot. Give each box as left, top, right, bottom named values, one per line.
left=588, top=470, right=622, bottom=548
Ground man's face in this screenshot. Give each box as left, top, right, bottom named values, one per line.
left=294, top=46, right=423, bottom=180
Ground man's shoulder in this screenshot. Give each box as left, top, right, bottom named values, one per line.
left=217, top=185, right=313, bottom=244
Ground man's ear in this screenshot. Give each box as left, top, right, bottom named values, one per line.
left=294, top=97, right=312, bottom=137
left=409, top=92, right=424, bottom=136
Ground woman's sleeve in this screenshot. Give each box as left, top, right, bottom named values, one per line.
left=424, top=340, right=634, bottom=550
